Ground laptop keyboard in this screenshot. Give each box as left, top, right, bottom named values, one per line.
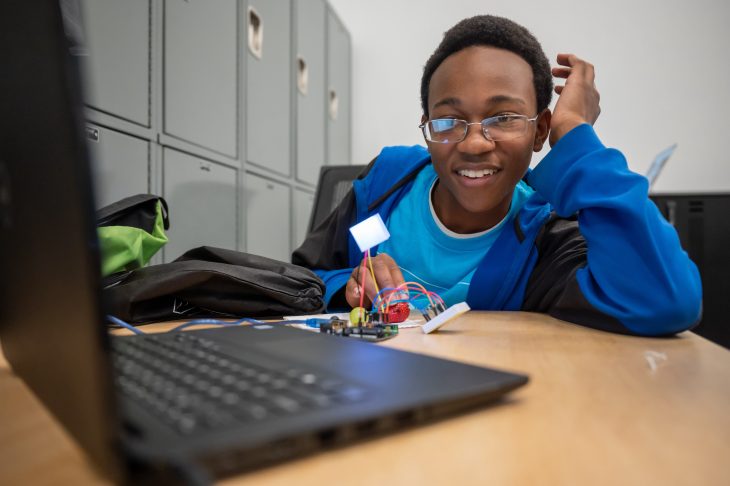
left=111, top=332, right=367, bottom=436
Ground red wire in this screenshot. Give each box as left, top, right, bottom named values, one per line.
left=359, top=251, right=367, bottom=309
left=379, top=282, right=445, bottom=312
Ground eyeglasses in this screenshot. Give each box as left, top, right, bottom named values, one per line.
left=419, top=114, right=538, bottom=144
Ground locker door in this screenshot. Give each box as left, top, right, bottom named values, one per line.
left=164, top=0, right=238, bottom=157
left=81, top=0, right=150, bottom=126
left=85, top=125, right=149, bottom=209
left=163, top=148, right=237, bottom=262
left=244, top=173, right=291, bottom=262
left=246, top=0, right=292, bottom=176
left=293, top=188, right=314, bottom=250
left=327, top=10, right=351, bottom=165
left=295, top=0, right=326, bottom=185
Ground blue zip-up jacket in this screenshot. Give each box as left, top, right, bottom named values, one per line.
left=292, top=125, right=702, bottom=335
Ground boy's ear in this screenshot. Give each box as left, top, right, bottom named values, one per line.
left=533, top=109, right=551, bottom=152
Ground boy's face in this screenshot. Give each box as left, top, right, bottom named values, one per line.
left=424, top=46, right=550, bottom=233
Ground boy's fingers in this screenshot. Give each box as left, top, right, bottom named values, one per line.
left=555, top=52, right=576, bottom=67
left=349, top=273, right=378, bottom=307
left=551, top=67, right=571, bottom=78
left=370, top=256, right=397, bottom=293
left=348, top=254, right=407, bottom=307
left=367, top=276, right=382, bottom=302
left=347, top=265, right=371, bottom=307
left=379, top=253, right=406, bottom=288
left=345, top=273, right=360, bottom=307
left=556, top=53, right=594, bottom=78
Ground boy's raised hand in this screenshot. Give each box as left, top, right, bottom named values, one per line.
left=345, top=253, right=406, bottom=309
left=549, top=53, right=601, bottom=147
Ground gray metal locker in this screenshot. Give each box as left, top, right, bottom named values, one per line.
left=85, top=124, right=150, bottom=209
left=244, top=173, right=292, bottom=262
left=162, top=148, right=237, bottom=262
left=295, top=0, right=327, bottom=185
left=327, top=10, right=351, bottom=165
left=163, top=0, right=238, bottom=158
left=246, top=0, right=292, bottom=176
left=80, top=0, right=151, bottom=126
left=292, top=188, right=315, bottom=250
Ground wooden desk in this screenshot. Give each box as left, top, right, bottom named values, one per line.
left=1, top=312, right=729, bottom=485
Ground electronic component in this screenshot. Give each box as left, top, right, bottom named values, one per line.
left=350, top=307, right=367, bottom=326
left=421, top=302, right=470, bottom=334
left=417, top=301, right=447, bottom=322
left=302, top=315, right=399, bottom=341
left=318, top=318, right=398, bottom=341
left=349, top=305, right=409, bottom=326
left=386, top=302, right=410, bottom=323
left=349, top=214, right=390, bottom=253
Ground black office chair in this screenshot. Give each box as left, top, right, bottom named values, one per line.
left=307, top=164, right=366, bottom=234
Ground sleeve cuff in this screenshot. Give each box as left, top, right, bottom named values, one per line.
left=527, top=124, right=605, bottom=205
left=315, top=269, right=352, bottom=307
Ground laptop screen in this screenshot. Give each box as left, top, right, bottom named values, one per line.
left=646, top=143, right=677, bottom=190
left=0, top=0, right=124, bottom=481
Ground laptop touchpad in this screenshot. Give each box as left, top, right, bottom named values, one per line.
left=254, top=335, right=390, bottom=368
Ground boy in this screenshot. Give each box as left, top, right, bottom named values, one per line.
left=292, top=15, right=701, bottom=335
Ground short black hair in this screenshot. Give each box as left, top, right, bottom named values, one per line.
left=421, top=15, right=553, bottom=116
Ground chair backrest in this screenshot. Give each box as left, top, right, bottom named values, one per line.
left=308, top=164, right=366, bottom=234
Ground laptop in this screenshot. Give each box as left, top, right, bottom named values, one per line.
left=0, top=1, right=528, bottom=483
left=646, top=143, right=677, bottom=190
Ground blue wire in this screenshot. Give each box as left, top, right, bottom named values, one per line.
left=371, top=286, right=397, bottom=311
left=299, top=318, right=344, bottom=328
left=107, top=315, right=268, bottom=334
left=369, top=286, right=438, bottom=316
left=108, top=315, right=317, bottom=335
left=282, top=319, right=311, bottom=325
left=107, top=315, right=146, bottom=335
left=167, top=317, right=265, bottom=333
left=371, top=287, right=425, bottom=312
left=409, top=297, right=431, bottom=311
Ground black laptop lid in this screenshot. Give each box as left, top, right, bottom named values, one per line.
left=0, top=0, right=124, bottom=481
left=0, top=3, right=530, bottom=483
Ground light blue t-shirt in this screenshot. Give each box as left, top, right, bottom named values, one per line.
left=377, top=164, right=533, bottom=307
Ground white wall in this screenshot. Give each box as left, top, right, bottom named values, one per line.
left=329, top=0, right=730, bottom=193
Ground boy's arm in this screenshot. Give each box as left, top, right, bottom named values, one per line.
left=293, top=157, right=410, bottom=310
left=524, top=124, right=702, bottom=335
left=291, top=186, right=407, bottom=310
left=291, top=189, right=358, bottom=308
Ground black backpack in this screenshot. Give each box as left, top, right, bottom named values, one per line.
left=103, top=246, right=326, bottom=323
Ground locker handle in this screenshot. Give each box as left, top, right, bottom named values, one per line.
left=248, top=6, right=263, bottom=60
left=329, top=89, right=339, bottom=120
left=666, top=200, right=677, bottom=226
left=85, top=125, right=100, bottom=142
left=266, top=183, right=275, bottom=190
left=297, top=56, right=309, bottom=96
left=200, top=163, right=211, bottom=172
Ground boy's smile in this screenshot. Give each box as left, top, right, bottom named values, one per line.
left=424, top=46, right=550, bottom=234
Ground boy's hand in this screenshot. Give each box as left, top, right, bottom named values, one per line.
left=345, top=253, right=406, bottom=308
left=549, top=53, right=601, bottom=147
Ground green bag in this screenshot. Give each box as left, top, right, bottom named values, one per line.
left=96, top=194, right=170, bottom=277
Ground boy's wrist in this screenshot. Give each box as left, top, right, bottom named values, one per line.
left=528, top=124, right=603, bottom=208
left=549, top=116, right=585, bottom=147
